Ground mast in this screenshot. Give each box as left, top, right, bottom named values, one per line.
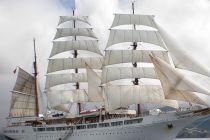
left=33, top=38, right=39, bottom=117
left=45, top=5, right=103, bottom=113
left=72, top=9, right=82, bottom=114
left=131, top=1, right=141, bottom=116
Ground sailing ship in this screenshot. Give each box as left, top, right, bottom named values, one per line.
left=3, top=2, right=210, bottom=140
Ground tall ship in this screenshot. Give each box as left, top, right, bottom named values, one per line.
left=3, top=1, right=210, bottom=140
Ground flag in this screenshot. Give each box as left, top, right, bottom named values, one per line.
left=13, top=68, right=17, bottom=74
left=60, top=0, right=75, bottom=10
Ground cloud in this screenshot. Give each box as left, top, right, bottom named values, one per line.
left=0, top=0, right=68, bottom=127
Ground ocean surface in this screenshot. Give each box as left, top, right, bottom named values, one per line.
left=1, top=115, right=210, bottom=139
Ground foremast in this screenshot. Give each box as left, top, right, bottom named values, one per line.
left=45, top=8, right=103, bottom=115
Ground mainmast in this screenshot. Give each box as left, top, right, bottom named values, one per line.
left=33, top=38, right=39, bottom=117
left=131, top=2, right=141, bottom=116
left=72, top=9, right=82, bottom=114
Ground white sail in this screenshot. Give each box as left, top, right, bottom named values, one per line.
left=104, top=50, right=169, bottom=66
left=106, top=29, right=166, bottom=49
left=58, top=16, right=90, bottom=25
left=47, top=90, right=89, bottom=107
left=150, top=54, right=210, bottom=105
left=103, top=85, right=178, bottom=111
left=156, top=24, right=210, bottom=77
left=86, top=64, right=104, bottom=102
left=102, top=67, right=157, bottom=84
left=165, top=90, right=208, bottom=106
left=50, top=40, right=102, bottom=57
left=45, top=73, right=88, bottom=89
left=10, top=68, right=37, bottom=117
left=47, top=57, right=103, bottom=73
left=111, top=14, right=156, bottom=28
left=54, top=28, right=97, bottom=40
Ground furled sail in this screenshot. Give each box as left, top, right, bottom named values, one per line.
left=50, top=40, right=102, bottom=57
left=9, top=68, right=37, bottom=117
left=156, top=24, right=210, bottom=77
left=150, top=54, right=210, bottom=105
left=111, top=14, right=156, bottom=29
left=58, top=16, right=90, bottom=25
left=102, top=67, right=157, bottom=84
left=104, top=50, right=169, bottom=66
left=54, top=28, right=97, bottom=40
left=47, top=57, right=103, bottom=73
left=106, top=29, right=166, bottom=49
left=103, top=85, right=179, bottom=111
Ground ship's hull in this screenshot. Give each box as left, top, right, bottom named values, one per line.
left=68, top=116, right=199, bottom=140
left=3, top=112, right=206, bottom=140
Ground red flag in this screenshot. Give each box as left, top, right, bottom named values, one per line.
left=13, top=68, right=17, bottom=74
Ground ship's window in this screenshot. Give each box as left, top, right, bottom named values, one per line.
left=111, top=121, right=123, bottom=126
left=99, top=123, right=110, bottom=128
left=87, top=124, right=97, bottom=129
left=37, top=128, right=45, bottom=131
left=124, top=118, right=143, bottom=125
left=66, top=126, right=73, bottom=130
left=16, top=130, right=19, bottom=133
left=56, top=127, right=66, bottom=131
left=76, top=125, right=86, bottom=129
left=46, top=127, right=55, bottom=131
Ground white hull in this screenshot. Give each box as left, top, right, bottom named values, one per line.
left=3, top=112, right=206, bottom=140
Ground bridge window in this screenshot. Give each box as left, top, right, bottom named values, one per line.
left=111, top=121, right=123, bottom=126
left=66, top=126, right=73, bottom=130
left=46, top=127, right=55, bottom=131
left=124, top=118, right=143, bottom=125
left=76, top=125, right=86, bottom=129
left=56, top=127, right=66, bottom=131
left=87, top=124, right=97, bottom=129
left=37, top=128, right=45, bottom=132
left=99, top=123, right=110, bottom=128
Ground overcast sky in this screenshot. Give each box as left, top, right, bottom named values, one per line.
left=0, top=0, right=210, bottom=128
